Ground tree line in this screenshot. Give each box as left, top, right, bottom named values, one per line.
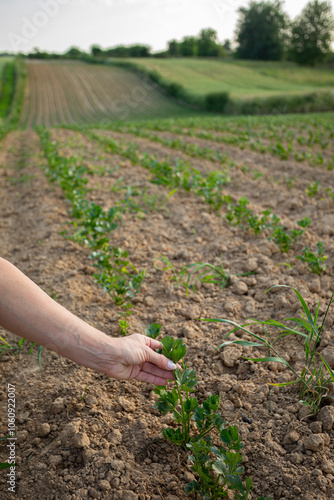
left=27, top=0, right=333, bottom=66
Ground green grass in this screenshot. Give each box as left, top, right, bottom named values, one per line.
left=0, top=57, right=14, bottom=77
left=123, top=58, right=334, bottom=99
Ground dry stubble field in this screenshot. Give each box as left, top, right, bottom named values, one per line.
left=0, top=110, right=334, bottom=500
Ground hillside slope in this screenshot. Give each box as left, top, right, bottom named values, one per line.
left=20, top=60, right=194, bottom=128
left=123, top=58, right=334, bottom=99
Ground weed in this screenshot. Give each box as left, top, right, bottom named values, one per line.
left=204, top=286, right=334, bottom=415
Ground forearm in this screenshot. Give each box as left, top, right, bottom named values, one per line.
left=0, top=257, right=114, bottom=371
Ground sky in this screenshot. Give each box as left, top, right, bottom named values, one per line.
left=1, top=0, right=334, bottom=54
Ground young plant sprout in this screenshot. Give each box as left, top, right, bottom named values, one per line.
left=145, top=324, right=262, bottom=499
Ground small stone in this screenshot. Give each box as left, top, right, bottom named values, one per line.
left=318, top=406, right=334, bottom=431
left=49, top=455, right=63, bottom=466
left=122, top=491, right=138, bottom=500
left=283, top=474, right=294, bottom=487
left=107, top=429, right=122, bottom=445
left=245, top=258, right=258, bottom=272
left=72, top=432, right=90, bottom=448
left=82, top=449, right=96, bottom=465
left=304, top=434, right=324, bottom=451
left=51, top=397, right=65, bottom=414
left=184, top=471, right=195, bottom=482
left=289, top=453, right=303, bottom=465
left=118, top=397, right=136, bottom=412
left=144, top=296, right=155, bottom=307
left=180, top=306, right=199, bottom=320
left=99, top=480, right=111, bottom=491
left=181, top=325, right=195, bottom=339
left=233, top=384, right=244, bottom=395
left=16, top=430, right=28, bottom=444
left=222, top=345, right=241, bottom=367
left=308, top=277, right=320, bottom=293
left=320, top=460, right=334, bottom=475
left=320, top=347, right=334, bottom=369
left=232, top=281, right=248, bottom=295
left=213, top=360, right=225, bottom=375
left=299, top=404, right=313, bottom=420
left=37, top=423, right=51, bottom=437
left=283, top=430, right=300, bottom=445
left=224, top=299, right=240, bottom=314
left=310, top=421, right=322, bottom=434
left=110, top=459, right=125, bottom=471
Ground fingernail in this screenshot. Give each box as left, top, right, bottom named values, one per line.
left=167, top=360, right=177, bottom=370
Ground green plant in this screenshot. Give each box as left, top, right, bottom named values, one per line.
left=155, top=256, right=230, bottom=294
left=270, top=218, right=310, bottom=253
left=38, top=128, right=145, bottom=310
left=203, top=285, right=334, bottom=414
left=183, top=260, right=230, bottom=294
left=119, top=318, right=130, bottom=336
left=305, top=181, right=321, bottom=197
left=226, top=197, right=272, bottom=235
left=297, top=241, right=328, bottom=274
left=146, top=326, right=256, bottom=499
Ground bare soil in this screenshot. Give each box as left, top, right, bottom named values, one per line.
left=1, top=129, right=334, bottom=500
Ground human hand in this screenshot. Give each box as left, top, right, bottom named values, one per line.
left=100, top=334, right=177, bottom=385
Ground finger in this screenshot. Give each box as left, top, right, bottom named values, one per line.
left=144, top=336, right=163, bottom=351
left=146, top=348, right=177, bottom=371
left=135, top=370, right=170, bottom=386
left=142, top=362, right=175, bottom=380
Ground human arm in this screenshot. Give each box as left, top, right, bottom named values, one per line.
left=0, top=257, right=176, bottom=385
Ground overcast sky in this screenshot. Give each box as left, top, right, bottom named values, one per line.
left=1, top=0, right=334, bottom=54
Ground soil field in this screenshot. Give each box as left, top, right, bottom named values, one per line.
left=19, top=61, right=193, bottom=128
left=1, top=118, right=334, bottom=500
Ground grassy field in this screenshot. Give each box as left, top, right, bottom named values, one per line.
left=122, top=58, right=334, bottom=99
left=0, top=57, right=13, bottom=77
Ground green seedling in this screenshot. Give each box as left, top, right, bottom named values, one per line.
left=270, top=218, right=310, bottom=253
left=204, top=285, right=334, bottom=415
left=226, top=197, right=272, bottom=235
left=297, top=241, right=328, bottom=275
left=119, top=318, right=130, bottom=336
left=146, top=325, right=256, bottom=499
left=305, top=181, right=321, bottom=197
left=38, top=128, right=145, bottom=311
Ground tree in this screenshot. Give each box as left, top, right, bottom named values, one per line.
left=289, top=0, right=334, bottom=65
left=91, top=45, right=103, bottom=57
left=180, top=36, right=198, bottom=56
left=198, top=28, right=220, bottom=56
left=168, top=39, right=181, bottom=56
left=235, top=1, right=288, bottom=60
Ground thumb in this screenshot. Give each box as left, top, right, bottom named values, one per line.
left=146, top=348, right=177, bottom=371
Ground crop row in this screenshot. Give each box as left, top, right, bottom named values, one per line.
left=79, top=129, right=327, bottom=273
left=37, top=127, right=146, bottom=321
left=104, top=113, right=334, bottom=169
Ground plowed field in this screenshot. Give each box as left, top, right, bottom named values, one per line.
left=1, top=110, right=334, bottom=500
left=20, top=60, right=192, bottom=128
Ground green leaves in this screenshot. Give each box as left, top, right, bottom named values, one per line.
left=145, top=323, right=162, bottom=339
left=160, top=336, right=187, bottom=364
